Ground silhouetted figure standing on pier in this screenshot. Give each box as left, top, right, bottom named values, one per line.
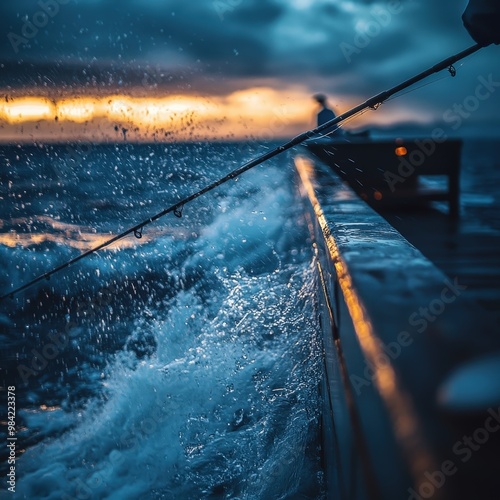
left=313, top=94, right=343, bottom=137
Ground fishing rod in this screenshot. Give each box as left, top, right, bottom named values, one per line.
left=0, top=42, right=485, bottom=302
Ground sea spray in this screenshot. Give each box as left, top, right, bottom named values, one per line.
left=1, top=143, right=325, bottom=498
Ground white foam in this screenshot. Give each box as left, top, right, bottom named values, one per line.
left=14, top=162, right=324, bottom=498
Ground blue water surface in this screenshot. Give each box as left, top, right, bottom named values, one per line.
left=0, top=143, right=325, bottom=499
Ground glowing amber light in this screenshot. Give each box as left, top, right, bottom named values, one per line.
left=0, top=87, right=312, bottom=141
left=0, top=217, right=150, bottom=250
left=1, top=98, right=55, bottom=123
left=294, top=155, right=437, bottom=494
left=374, top=191, right=383, bottom=201
left=57, top=99, right=98, bottom=123
left=40, top=405, right=59, bottom=412
left=395, top=146, right=408, bottom=156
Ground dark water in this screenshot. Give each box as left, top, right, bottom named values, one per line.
left=0, top=143, right=325, bottom=499
left=2, top=138, right=497, bottom=499
left=461, top=139, right=500, bottom=229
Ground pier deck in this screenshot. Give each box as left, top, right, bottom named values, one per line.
left=380, top=140, right=500, bottom=328
left=295, top=139, right=500, bottom=500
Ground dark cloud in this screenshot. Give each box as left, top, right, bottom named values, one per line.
left=0, top=0, right=498, bottom=129
left=0, top=0, right=283, bottom=74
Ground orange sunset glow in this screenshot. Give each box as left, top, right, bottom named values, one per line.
left=0, top=87, right=431, bottom=143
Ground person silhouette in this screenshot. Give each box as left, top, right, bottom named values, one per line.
left=313, top=94, right=343, bottom=137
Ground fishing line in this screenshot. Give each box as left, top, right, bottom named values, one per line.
left=0, top=43, right=484, bottom=302
left=305, top=44, right=482, bottom=139
left=385, top=46, right=480, bottom=103
left=385, top=73, right=452, bottom=102
left=316, top=106, right=374, bottom=139
left=317, top=49, right=476, bottom=138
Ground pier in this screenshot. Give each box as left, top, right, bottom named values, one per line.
left=295, top=145, right=500, bottom=500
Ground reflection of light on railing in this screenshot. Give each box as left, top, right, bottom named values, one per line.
left=395, top=146, right=408, bottom=156
left=295, top=155, right=437, bottom=495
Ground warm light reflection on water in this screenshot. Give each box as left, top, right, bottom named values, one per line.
left=0, top=231, right=143, bottom=250
left=0, top=214, right=195, bottom=249
left=0, top=216, right=194, bottom=250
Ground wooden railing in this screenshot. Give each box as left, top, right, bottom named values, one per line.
left=294, top=153, right=500, bottom=500
left=305, top=138, right=462, bottom=218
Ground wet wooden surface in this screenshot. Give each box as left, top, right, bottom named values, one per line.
left=381, top=190, right=500, bottom=327
left=298, top=138, right=500, bottom=499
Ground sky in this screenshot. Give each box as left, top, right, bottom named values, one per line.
left=0, top=0, right=499, bottom=141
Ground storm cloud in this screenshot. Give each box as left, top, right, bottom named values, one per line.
left=0, top=0, right=498, bottom=132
